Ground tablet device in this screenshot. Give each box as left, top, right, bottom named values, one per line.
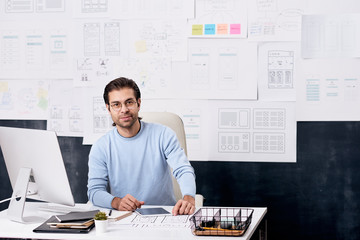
left=135, top=207, right=171, bottom=215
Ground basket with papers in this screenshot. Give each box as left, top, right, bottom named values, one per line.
left=190, top=207, right=254, bottom=237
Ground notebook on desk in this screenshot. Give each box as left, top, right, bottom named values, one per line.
left=33, top=215, right=95, bottom=233
left=54, top=210, right=99, bottom=222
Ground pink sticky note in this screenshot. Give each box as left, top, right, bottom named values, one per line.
left=230, top=24, right=241, bottom=35
left=217, top=24, right=228, bottom=35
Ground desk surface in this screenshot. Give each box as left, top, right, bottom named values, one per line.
left=0, top=203, right=267, bottom=240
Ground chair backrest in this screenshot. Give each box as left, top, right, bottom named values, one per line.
left=139, top=112, right=186, bottom=201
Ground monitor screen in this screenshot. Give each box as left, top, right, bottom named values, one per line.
left=0, top=126, right=75, bottom=221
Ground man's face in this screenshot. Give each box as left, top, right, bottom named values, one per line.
left=107, top=87, right=141, bottom=130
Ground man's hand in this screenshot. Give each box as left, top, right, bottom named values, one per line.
left=172, top=195, right=195, bottom=216
left=111, top=194, right=145, bottom=211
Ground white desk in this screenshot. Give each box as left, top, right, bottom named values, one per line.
left=0, top=203, right=267, bottom=240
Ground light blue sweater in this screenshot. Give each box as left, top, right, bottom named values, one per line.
left=87, top=121, right=196, bottom=209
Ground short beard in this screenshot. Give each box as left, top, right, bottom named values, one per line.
left=114, top=116, right=138, bottom=129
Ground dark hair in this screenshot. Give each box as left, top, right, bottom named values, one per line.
left=103, top=77, right=141, bottom=105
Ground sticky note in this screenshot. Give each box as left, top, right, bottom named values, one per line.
left=135, top=40, right=147, bottom=53
left=230, top=24, right=241, bottom=35
left=217, top=24, right=228, bottom=35
left=0, top=82, right=8, bottom=92
left=204, top=24, right=216, bottom=35
left=192, top=25, right=203, bottom=35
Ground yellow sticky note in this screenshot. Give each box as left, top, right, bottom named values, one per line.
left=37, top=88, right=48, bottom=98
left=217, top=24, right=228, bottom=35
left=135, top=40, right=147, bottom=53
left=0, top=82, right=9, bottom=92
left=192, top=25, right=203, bottom=35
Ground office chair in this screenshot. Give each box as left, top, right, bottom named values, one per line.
left=140, top=112, right=204, bottom=207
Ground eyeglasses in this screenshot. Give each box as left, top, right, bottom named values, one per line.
left=110, top=99, right=137, bottom=112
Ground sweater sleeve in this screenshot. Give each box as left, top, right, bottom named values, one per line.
left=87, top=140, right=114, bottom=209
left=163, top=127, right=196, bottom=198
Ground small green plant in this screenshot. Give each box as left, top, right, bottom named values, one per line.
left=94, top=211, right=108, bottom=220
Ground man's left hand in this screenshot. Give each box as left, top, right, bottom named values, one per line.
left=172, top=195, right=195, bottom=216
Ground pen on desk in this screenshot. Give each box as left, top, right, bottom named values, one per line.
left=109, top=210, right=112, bottom=216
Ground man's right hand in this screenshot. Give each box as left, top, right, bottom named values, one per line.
left=111, top=194, right=145, bottom=211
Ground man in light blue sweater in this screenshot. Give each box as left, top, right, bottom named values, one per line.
left=87, top=77, right=196, bottom=215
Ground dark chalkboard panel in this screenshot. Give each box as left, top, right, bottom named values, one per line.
left=0, top=120, right=359, bottom=240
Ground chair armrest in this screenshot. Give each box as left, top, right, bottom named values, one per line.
left=195, top=194, right=205, bottom=207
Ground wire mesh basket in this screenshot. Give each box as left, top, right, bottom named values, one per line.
left=190, top=207, right=254, bottom=237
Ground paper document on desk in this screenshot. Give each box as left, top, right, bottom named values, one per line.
left=114, top=214, right=191, bottom=228
left=108, top=210, right=132, bottom=222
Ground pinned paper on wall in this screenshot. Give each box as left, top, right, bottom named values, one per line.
left=189, top=0, right=247, bottom=38
left=301, top=14, right=360, bottom=58
left=248, top=0, right=305, bottom=41
left=0, top=79, right=49, bottom=120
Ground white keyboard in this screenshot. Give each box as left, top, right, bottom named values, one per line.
left=38, top=204, right=90, bottom=214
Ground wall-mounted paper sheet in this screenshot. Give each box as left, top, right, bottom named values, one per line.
left=258, top=42, right=300, bottom=101
left=248, top=0, right=305, bottom=41
left=189, top=0, right=247, bottom=38
left=301, top=14, right=360, bottom=58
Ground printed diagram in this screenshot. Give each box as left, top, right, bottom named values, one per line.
left=253, top=108, right=285, bottom=129
left=104, top=22, right=120, bottom=56
left=49, top=34, right=67, bottom=70
left=132, top=215, right=157, bottom=224
left=253, top=132, right=285, bottom=153
left=218, top=132, right=250, bottom=153
left=1, top=33, right=21, bottom=70
left=218, top=107, right=287, bottom=154
left=248, top=0, right=303, bottom=39
left=92, top=97, right=112, bottom=134
left=0, top=82, right=12, bottom=110
left=130, top=215, right=190, bottom=228
left=76, top=57, right=111, bottom=83
left=218, top=108, right=250, bottom=129
left=83, top=23, right=100, bottom=57
left=190, top=48, right=210, bottom=89
left=268, top=50, right=294, bottom=89
left=82, top=0, right=107, bottom=13
left=131, top=20, right=187, bottom=61
left=306, top=78, right=320, bottom=102
left=218, top=48, right=238, bottom=90
left=5, top=0, right=65, bottom=12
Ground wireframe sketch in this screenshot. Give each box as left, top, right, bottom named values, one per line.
left=268, top=50, right=294, bottom=89
left=253, top=108, right=285, bottom=129
left=253, top=132, right=285, bottom=153
left=218, top=132, right=250, bottom=153
left=218, top=108, right=250, bottom=129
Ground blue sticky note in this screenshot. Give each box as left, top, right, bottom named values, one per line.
left=204, top=24, right=216, bottom=35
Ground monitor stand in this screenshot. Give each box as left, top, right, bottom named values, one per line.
left=7, top=167, right=45, bottom=223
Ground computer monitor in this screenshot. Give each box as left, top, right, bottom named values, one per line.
left=0, top=126, right=75, bottom=223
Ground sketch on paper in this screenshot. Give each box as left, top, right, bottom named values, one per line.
left=218, top=108, right=250, bottom=129
left=92, top=96, right=112, bottom=134
left=268, top=50, right=294, bottom=89
left=129, top=214, right=190, bottom=228
left=82, top=0, right=107, bottom=13
left=218, top=132, right=250, bottom=153
left=253, top=132, right=285, bottom=153
left=217, top=107, right=288, bottom=156
left=83, top=23, right=100, bottom=57
left=253, top=108, right=285, bottom=129
left=248, top=0, right=304, bottom=41
left=190, top=48, right=210, bottom=89
left=218, top=48, right=238, bottom=90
